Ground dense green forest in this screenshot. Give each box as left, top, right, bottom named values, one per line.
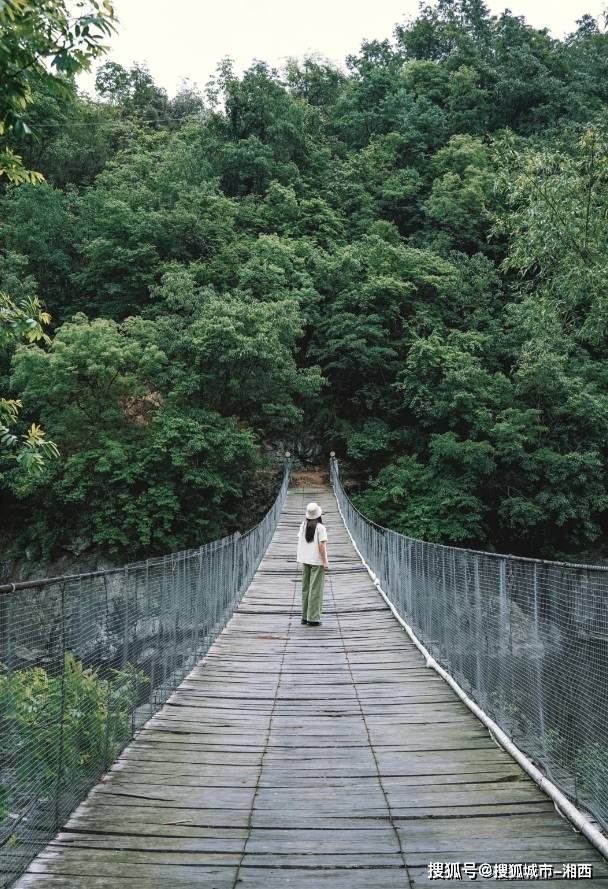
left=3, top=0, right=608, bottom=569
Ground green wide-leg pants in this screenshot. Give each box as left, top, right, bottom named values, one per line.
left=301, top=564, right=325, bottom=623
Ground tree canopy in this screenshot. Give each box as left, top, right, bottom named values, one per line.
left=0, top=0, right=116, bottom=183
left=3, top=0, right=608, bottom=567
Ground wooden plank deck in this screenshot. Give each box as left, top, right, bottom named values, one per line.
left=15, top=485, right=607, bottom=888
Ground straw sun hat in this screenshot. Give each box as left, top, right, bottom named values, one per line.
left=306, top=502, right=322, bottom=520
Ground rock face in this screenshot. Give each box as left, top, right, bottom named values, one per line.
left=0, top=543, right=118, bottom=588
left=272, top=434, right=324, bottom=466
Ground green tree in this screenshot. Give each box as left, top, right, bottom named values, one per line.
left=0, top=291, right=58, bottom=481
left=496, top=124, right=608, bottom=344
left=0, top=0, right=117, bottom=183
left=423, top=135, right=496, bottom=252
left=8, top=314, right=262, bottom=556
left=0, top=0, right=116, bottom=483
left=95, top=61, right=170, bottom=125
left=149, top=264, right=322, bottom=436
left=354, top=454, right=487, bottom=544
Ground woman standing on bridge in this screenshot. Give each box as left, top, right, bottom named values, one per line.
left=297, top=502, right=329, bottom=626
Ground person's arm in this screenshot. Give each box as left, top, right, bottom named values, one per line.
left=318, top=540, right=329, bottom=570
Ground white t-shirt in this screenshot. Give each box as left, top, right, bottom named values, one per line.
left=296, top=520, right=328, bottom=566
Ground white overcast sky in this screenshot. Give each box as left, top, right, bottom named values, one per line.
left=79, top=0, right=608, bottom=98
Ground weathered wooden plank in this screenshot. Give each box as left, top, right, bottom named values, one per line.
left=28, top=859, right=239, bottom=881
left=244, top=827, right=399, bottom=854
left=52, top=830, right=247, bottom=851
left=235, top=867, right=410, bottom=888
left=10, top=878, right=234, bottom=889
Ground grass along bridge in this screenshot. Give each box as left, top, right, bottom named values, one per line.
left=1, top=464, right=607, bottom=887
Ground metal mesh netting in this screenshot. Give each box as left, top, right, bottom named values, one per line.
left=0, top=464, right=290, bottom=888
left=330, top=458, right=608, bottom=834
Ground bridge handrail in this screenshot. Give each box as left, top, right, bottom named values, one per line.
left=330, top=457, right=608, bottom=836
left=0, top=460, right=291, bottom=887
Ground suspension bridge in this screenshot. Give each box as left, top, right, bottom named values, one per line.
left=1, top=461, right=607, bottom=887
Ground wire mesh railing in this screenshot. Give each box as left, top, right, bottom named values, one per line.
left=330, top=457, right=608, bottom=836
left=0, top=461, right=290, bottom=888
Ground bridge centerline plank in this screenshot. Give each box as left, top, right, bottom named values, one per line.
left=13, top=484, right=607, bottom=889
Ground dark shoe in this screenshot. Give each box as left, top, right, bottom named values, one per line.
left=308, top=621, right=321, bottom=626
left=301, top=619, right=309, bottom=624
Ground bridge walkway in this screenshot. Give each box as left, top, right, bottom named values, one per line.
left=15, top=485, right=607, bottom=888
